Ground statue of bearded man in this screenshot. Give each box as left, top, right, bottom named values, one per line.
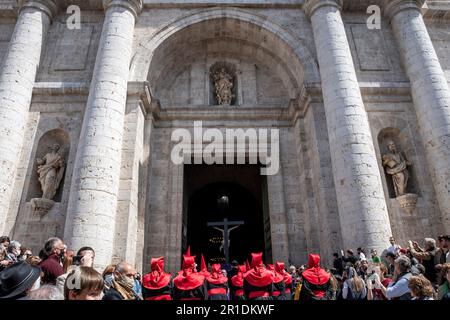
left=382, top=140, right=411, bottom=197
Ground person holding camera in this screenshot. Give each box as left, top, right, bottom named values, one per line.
left=407, top=238, right=437, bottom=284
left=378, top=255, right=413, bottom=300
left=55, top=246, right=95, bottom=294
left=366, top=264, right=392, bottom=300
left=39, top=238, right=65, bottom=285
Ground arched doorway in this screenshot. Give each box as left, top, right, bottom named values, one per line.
left=183, top=164, right=271, bottom=266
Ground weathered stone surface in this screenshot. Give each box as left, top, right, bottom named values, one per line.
left=0, top=0, right=448, bottom=272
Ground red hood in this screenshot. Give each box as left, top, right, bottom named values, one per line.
left=275, top=262, right=285, bottom=273
left=231, top=265, right=247, bottom=288
left=302, top=254, right=330, bottom=286
left=244, top=266, right=273, bottom=287
left=251, top=252, right=263, bottom=268
left=173, top=271, right=205, bottom=291
left=308, top=254, right=320, bottom=268
left=207, top=263, right=228, bottom=285
left=174, top=254, right=205, bottom=291
left=276, top=262, right=292, bottom=286
left=182, top=255, right=196, bottom=270
left=199, top=254, right=210, bottom=277
left=200, top=255, right=207, bottom=272
left=142, top=257, right=171, bottom=290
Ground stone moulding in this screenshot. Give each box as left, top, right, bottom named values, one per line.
left=30, top=198, right=55, bottom=217
left=396, top=193, right=418, bottom=214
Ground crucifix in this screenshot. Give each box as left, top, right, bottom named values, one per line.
left=207, top=218, right=244, bottom=264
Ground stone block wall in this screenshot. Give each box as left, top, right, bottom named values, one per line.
left=8, top=93, right=84, bottom=254
left=426, top=19, right=450, bottom=82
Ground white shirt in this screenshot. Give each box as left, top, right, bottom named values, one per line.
left=358, top=252, right=366, bottom=260
left=387, top=244, right=400, bottom=255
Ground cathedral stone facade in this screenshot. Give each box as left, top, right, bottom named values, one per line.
left=0, top=0, right=449, bottom=273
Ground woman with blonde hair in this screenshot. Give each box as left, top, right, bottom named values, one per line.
left=102, top=264, right=116, bottom=290
left=342, top=266, right=367, bottom=300
left=408, top=274, right=435, bottom=300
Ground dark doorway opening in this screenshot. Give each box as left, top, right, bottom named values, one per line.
left=183, top=164, right=271, bottom=266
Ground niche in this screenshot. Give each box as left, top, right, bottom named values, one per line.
left=26, top=129, right=70, bottom=203
left=209, top=61, right=238, bottom=106
left=377, top=127, right=418, bottom=199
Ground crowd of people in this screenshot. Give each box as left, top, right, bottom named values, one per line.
left=0, top=234, right=449, bottom=300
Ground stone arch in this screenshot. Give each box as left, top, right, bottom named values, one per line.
left=377, top=127, right=418, bottom=198
left=130, top=8, right=320, bottom=94
left=26, top=129, right=70, bottom=203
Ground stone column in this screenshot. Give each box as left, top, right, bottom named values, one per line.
left=64, top=0, right=142, bottom=269
left=0, top=0, right=56, bottom=235
left=304, top=0, right=392, bottom=252
left=385, top=0, right=450, bottom=232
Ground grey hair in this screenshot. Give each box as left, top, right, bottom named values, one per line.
left=395, top=255, right=411, bottom=273
left=27, top=285, right=64, bottom=300
left=44, top=237, right=61, bottom=256
left=114, top=261, right=130, bottom=274
left=424, top=238, right=436, bottom=250
left=7, top=240, right=21, bottom=252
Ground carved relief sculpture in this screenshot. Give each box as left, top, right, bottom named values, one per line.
left=211, top=65, right=235, bottom=106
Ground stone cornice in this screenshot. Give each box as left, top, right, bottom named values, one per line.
left=157, top=106, right=291, bottom=123
left=383, top=0, right=426, bottom=21
left=423, top=1, right=450, bottom=20
left=18, top=0, right=58, bottom=20
left=31, top=81, right=159, bottom=117
left=0, top=0, right=17, bottom=18
left=127, top=81, right=160, bottom=118
left=143, top=0, right=303, bottom=8
left=304, top=0, right=342, bottom=19
left=103, top=0, right=143, bottom=18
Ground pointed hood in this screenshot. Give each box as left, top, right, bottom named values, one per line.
left=301, top=254, right=330, bottom=286
left=199, top=254, right=210, bottom=277
left=231, top=265, right=247, bottom=288
left=245, top=259, right=251, bottom=272
left=181, top=255, right=196, bottom=271
left=244, top=252, right=273, bottom=287
left=269, top=262, right=284, bottom=283
left=174, top=254, right=205, bottom=291
left=275, top=261, right=292, bottom=285
left=142, top=257, right=171, bottom=290
left=206, top=263, right=228, bottom=285
left=251, top=252, right=263, bottom=268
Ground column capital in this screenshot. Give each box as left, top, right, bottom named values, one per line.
left=18, top=0, right=58, bottom=20
left=103, top=0, right=143, bottom=18
left=304, top=0, right=343, bottom=19
left=383, top=0, right=426, bottom=21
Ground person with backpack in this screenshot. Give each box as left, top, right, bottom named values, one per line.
left=342, top=266, right=367, bottom=300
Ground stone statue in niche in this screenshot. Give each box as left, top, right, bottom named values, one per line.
left=382, top=140, right=417, bottom=213
left=31, top=143, right=66, bottom=217
left=382, top=140, right=411, bottom=197
left=211, top=66, right=234, bottom=106
left=37, top=143, right=65, bottom=200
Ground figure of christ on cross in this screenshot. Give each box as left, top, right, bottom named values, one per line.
left=207, top=218, right=244, bottom=264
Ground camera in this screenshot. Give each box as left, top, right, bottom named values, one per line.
left=72, top=255, right=83, bottom=266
